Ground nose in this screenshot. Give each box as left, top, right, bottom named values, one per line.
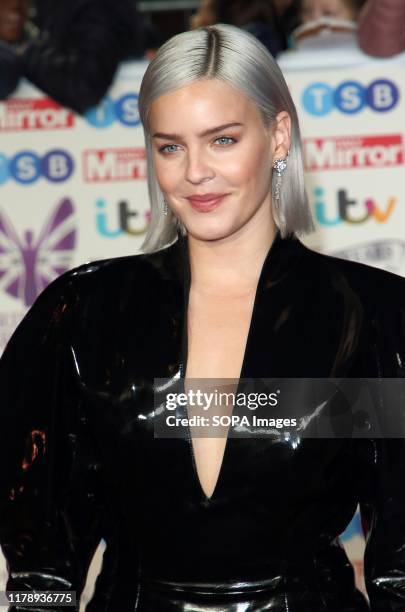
left=185, top=148, right=214, bottom=184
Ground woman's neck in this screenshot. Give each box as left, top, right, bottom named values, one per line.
left=187, top=216, right=277, bottom=297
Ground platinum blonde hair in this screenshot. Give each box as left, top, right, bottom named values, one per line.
left=138, top=23, right=314, bottom=252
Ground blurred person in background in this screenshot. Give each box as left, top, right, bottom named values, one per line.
left=287, top=0, right=366, bottom=50
left=273, top=0, right=302, bottom=44
left=190, top=0, right=287, bottom=56
left=300, top=0, right=365, bottom=23
left=277, top=0, right=367, bottom=69
left=358, top=0, right=405, bottom=57
left=0, top=0, right=34, bottom=44
left=0, top=0, right=36, bottom=98
left=16, top=0, right=146, bottom=114
left=190, top=0, right=216, bottom=29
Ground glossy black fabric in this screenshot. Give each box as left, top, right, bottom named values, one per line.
left=1, top=230, right=405, bottom=611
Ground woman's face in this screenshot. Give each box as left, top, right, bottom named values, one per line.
left=148, top=78, right=289, bottom=243
left=301, top=0, right=356, bottom=22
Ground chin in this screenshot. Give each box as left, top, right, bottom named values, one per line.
left=182, top=217, right=240, bottom=243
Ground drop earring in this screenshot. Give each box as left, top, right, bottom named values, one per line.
left=162, top=198, right=168, bottom=216
left=272, top=149, right=289, bottom=201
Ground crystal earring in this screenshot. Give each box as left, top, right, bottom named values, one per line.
left=272, top=149, right=290, bottom=201
left=162, top=197, right=168, bottom=216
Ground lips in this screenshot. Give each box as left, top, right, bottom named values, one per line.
left=186, top=193, right=229, bottom=212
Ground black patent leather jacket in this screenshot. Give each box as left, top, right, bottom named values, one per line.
left=1, top=230, right=405, bottom=611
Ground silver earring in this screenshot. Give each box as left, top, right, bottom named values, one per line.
left=272, top=149, right=289, bottom=201
left=162, top=198, right=168, bottom=216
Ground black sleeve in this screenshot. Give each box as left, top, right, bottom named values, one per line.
left=0, top=270, right=111, bottom=610
left=358, top=278, right=405, bottom=611
left=20, top=0, right=144, bottom=114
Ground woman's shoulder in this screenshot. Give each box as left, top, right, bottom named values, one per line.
left=40, top=240, right=179, bottom=303
left=70, top=241, right=178, bottom=284
left=14, top=241, right=180, bottom=344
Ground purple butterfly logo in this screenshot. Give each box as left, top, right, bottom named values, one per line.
left=0, top=198, right=76, bottom=306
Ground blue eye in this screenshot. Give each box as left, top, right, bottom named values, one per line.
left=159, top=144, right=179, bottom=154
left=215, top=136, right=235, bottom=146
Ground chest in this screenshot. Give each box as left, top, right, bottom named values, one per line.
left=185, top=290, right=256, bottom=380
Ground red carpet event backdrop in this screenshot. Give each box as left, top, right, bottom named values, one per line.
left=1, top=50, right=405, bottom=608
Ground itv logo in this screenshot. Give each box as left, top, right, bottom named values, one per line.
left=95, top=198, right=150, bottom=236
left=313, top=187, right=397, bottom=226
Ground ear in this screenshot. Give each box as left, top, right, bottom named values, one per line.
left=271, top=111, right=291, bottom=161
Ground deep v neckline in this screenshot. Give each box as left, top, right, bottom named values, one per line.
left=180, top=233, right=279, bottom=504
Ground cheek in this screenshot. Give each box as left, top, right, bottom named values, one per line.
left=153, top=156, right=180, bottom=194
left=227, top=142, right=270, bottom=190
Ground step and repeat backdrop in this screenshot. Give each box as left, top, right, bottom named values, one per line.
left=0, top=45, right=404, bottom=609
left=279, top=44, right=405, bottom=272
left=0, top=60, right=151, bottom=355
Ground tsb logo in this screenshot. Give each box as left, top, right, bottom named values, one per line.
left=303, top=79, right=399, bottom=116
left=0, top=150, right=74, bottom=185
left=85, top=94, right=140, bottom=128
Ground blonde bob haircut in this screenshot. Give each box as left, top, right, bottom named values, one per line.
left=138, top=23, right=314, bottom=253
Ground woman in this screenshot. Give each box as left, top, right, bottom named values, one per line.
left=0, top=23, right=405, bottom=611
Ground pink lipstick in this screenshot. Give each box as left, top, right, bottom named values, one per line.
left=187, top=193, right=229, bottom=212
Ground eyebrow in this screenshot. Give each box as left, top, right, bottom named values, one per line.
left=152, top=122, right=243, bottom=140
